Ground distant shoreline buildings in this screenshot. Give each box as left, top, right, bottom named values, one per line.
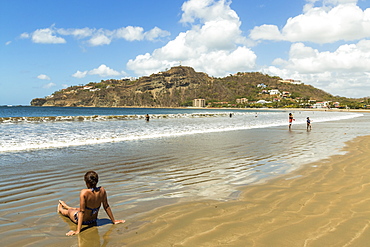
left=193, top=99, right=205, bottom=107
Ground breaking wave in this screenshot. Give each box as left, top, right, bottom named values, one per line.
left=0, top=112, right=233, bottom=124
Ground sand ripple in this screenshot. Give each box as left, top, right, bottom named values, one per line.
left=119, top=135, right=370, bottom=246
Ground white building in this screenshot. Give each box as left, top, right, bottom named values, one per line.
left=256, top=100, right=271, bottom=104
left=268, top=89, right=281, bottom=95
left=312, top=101, right=330, bottom=108
left=193, top=99, right=205, bottom=107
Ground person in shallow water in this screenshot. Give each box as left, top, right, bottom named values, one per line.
left=288, top=113, right=295, bottom=130
left=307, top=117, right=312, bottom=130
left=58, top=171, right=125, bottom=236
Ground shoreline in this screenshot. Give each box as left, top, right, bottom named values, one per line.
left=115, top=134, right=370, bottom=246
left=20, top=104, right=370, bottom=113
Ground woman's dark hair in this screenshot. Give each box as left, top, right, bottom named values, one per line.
left=84, top=171, right=99, bottom=188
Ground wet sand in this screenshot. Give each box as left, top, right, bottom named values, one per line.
left=117, top=135, right=370, bottom=246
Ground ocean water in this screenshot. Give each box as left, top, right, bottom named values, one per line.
left=1, top=106, right=370, bottom=246
left=0, top=106, right=364, bottom=153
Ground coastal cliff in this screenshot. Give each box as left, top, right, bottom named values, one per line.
left=31, top=66, right=339, bottom=108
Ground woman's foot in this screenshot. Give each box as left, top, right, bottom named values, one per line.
left=58, top=200, right=72, bottom=210
left=57, top=202, right=62, bottom=213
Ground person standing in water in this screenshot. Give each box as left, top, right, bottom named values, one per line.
left=145, top=114, right=150, bottom=122
left=288, top=113, right=295, bottom=130
left=307, top=117, right=312, bottom=130
left=58, top=171, right=125, bottom=236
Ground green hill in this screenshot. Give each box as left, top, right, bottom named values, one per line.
left=30, top=66, right=365, bottom=108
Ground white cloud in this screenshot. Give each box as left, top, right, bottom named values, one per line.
left=37, top=74, right=51, bottom=80
left=72, top=64, right=125, bottom=78
left=127, top=0, right=256, bottom=77
left=57, top=27, right=93, bottom=39
left=88, top=34, right=112, bottom=46
left=5, top=41, right=11, bottom=45
left=89, top=64, right=122, bottom=77
left=114, top=26, right=145, bottom=41
left=283, top=41, right=370, bottom=73
left=261, top=40, right=370, bottom=98
left=250, top=2, right=370, bottom=43
left=144, top=27, right=171, bottom=41
left=180, top=0, right=239, bottom=23
left=248, top=25, right=283, bottom=41
left=31, top=27, right=66, bottom=44
left=85, top=26, right=170, bottom=46
left=20, top=25, right=170, bottom=46
left=20, top=32, right=30, bottom=39
left=72, top=70, right=88, bottom=78
left=43, top=82, right=56, bottom=89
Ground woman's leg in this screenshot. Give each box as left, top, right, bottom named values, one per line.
left=58, top=200, right=79, bottom=223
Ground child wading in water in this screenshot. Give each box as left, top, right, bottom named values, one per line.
left=58, top=171, right=125, bottom=236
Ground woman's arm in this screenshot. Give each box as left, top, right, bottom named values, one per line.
left=102, top=189, right=125, bottom=224
left=66, top=191, right=86, bottom=236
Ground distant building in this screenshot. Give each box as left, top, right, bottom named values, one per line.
left=279, top=79, right=302, bottom=84
left=256, top=100, right=271, bottom=104
left=333, top=102, right=340, bottom=108
left=236, top=98, right=248, bottom=104
left=257, top=83, right=267, bottom=88
left=268, top=89, right=281, bottom=95
left=193, top=99, right=205, bottom=107
left=312, top=101, right=330, bottom=108
left=282, top=91, right=291, bottom=97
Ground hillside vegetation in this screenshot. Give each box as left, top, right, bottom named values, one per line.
left=31, top=66, right=366, bottom=108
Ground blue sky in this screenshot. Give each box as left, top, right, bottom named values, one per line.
left=1, top=0, right=370, bottom=105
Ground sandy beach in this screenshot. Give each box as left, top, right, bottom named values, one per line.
left=1, top=109, right=370, bottom=247
left=116, top=134, right=370, bottom=246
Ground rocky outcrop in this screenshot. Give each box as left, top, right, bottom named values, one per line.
left=30, top=98, right=47, bottom=106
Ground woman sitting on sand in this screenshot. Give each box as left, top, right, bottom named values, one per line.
left=58, top=171, right=125, bottom=236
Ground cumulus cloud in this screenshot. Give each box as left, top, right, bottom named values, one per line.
left=261, top=40, right=370, bottom=97
left=57, top=27, right=93, bottom=39
left=43, top=82, right=56, bottom=89
left=264, top=66, right=370, bottom=98
left=22, top=26, right=66, bottom=44
left=37, top=74, right=51, bottom=80
left=88, top=34, right=112, bottom=46
left=250, top=2, right=370, bottom=43
left=89, top=64, right=122, bottom=77
left=114, top=26, right=145, bottom=41
left=281, top=41, right=370, bottom=73
left=72, top=70, right=88, bottom=79
left=144, top=27, right=171, bottom=41
left=127, top=0, right=256, bottom=77
left=181, top=0, right=240, bottom=23
left=21, top=25, right=170, bottom=46
left=72, top=64, right=125, bottom=78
